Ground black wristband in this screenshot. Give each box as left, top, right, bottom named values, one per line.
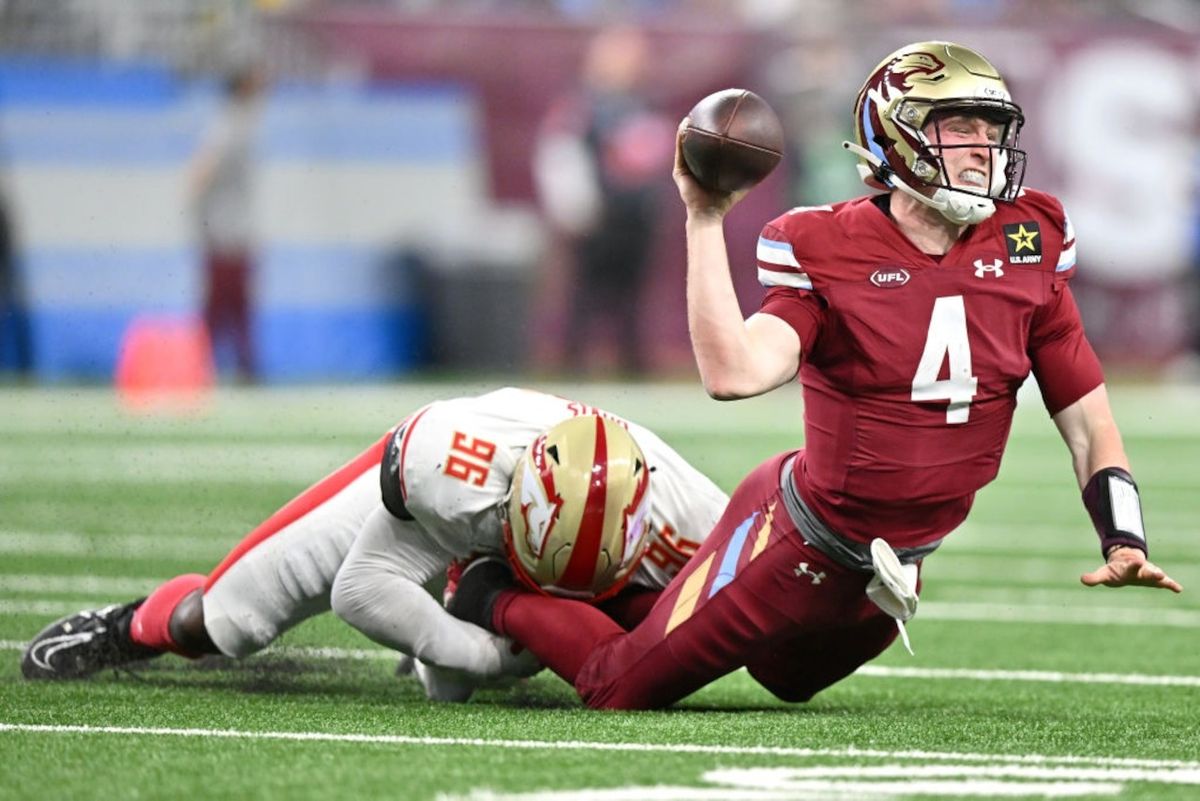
left=1082, top=467, right=1147, bottom=558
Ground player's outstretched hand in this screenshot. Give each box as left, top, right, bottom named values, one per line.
left=673, top=118, right=749, bottom=222
left=1081, top=546, right=1182, bottom=593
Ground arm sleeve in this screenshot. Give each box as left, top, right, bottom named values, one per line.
left=760, top=285, right=824, bottom=354
left=1028, top=284, right=1104, bottom=415
left=330, top=507, right=524, bottom=678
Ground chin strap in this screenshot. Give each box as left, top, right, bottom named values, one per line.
left=842, top=141, right=996, bottom=225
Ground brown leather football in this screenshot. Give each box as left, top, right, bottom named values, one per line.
left=681, top=89, right=784, bottom=193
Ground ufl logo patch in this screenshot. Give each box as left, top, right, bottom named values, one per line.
left=1003, top=221, right=1042, bottom=264
left=870, top=267, right=910, bottom=288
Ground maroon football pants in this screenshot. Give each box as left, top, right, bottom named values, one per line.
left=495, top=450, right=904, bottom=709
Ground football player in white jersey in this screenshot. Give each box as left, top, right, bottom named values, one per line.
left=21, top=388, right=728, bottom=701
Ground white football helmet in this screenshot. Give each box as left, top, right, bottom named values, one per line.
left=504, top=415, right=652, bottom=601
left=843, top=41, right=1026, bottom=225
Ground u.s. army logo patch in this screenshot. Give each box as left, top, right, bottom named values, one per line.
left=1003, top=222, right=1042, bottom=264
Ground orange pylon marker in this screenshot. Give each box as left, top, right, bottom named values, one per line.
left=115, top=315, right=215, bottom=414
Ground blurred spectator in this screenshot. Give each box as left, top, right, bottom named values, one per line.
left=532, top=25, right=674, bottom=376
left=188, top=63, right=266, bottom=382
left=0, top=180, right=31, bottom=377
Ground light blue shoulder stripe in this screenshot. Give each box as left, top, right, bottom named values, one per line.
left=757, top=237, right=793, bottom=252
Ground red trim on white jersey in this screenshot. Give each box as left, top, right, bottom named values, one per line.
left=397, top=405, right=433, bottom=504
left=204, top=433, right=390, bottom=591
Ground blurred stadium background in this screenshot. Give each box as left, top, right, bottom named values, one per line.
left=3, top=4, right=1200, bottom=799
left=1, top=0, right=1199, bottom=384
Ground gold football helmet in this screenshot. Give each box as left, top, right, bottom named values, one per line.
left=504, top=415, right=652, bottom=601
left=844, top=41, right=1026, bottom=224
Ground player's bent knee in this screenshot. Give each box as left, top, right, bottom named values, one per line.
left=329, top=568, right=360, bottom=627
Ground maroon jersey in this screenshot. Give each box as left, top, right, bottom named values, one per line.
left=756, top=189, right=1103, bottom=549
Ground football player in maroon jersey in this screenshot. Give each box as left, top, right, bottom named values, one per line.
left=448, top=41, right=1183, bottom=710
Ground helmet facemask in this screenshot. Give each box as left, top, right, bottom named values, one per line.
left=845, top=42, right=1028, bottom=225
left=907, top=100, right=1026, bottom=201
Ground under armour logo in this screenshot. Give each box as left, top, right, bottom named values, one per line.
left=794, top=562, right=825, bottom=585
left=973, top=259, right=1005, bottom=278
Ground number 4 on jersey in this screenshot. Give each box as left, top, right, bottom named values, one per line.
left=911, top=295, right=978, bottom=424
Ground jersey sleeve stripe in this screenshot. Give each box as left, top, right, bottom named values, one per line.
left=756, top=236, right=801, bottom=268
left=1056, top=242, right=1077, bottom=273
left=758, top=266, right=813, bottom=290
left=397, top=405, right=433, bottom=501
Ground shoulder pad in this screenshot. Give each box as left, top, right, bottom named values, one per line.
left=997, top=188, right=1075, bottom=277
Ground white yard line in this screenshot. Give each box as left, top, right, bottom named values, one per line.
left=852, top=665, right=1200, bottom=687
left=917, top=601, right=1200, bottom=627
left=0, top=532, right=224, bottom=560
left=0, top=574, right=165, bottom=595
left=0, top=722, right=1197, bottom=772
left=1, top=640, right=1196, bottom=688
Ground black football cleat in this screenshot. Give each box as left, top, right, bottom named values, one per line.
left=445, top=557, right=516, bottom=633
left=21, top=598, right=163, bottom=680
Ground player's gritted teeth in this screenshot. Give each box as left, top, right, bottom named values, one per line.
left=954, top=168, right=988, bottom=189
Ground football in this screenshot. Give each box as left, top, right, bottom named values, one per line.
left=681, top=88, right=784, bottom=193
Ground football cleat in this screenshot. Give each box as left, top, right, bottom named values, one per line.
left=445, top=557, right=516, bottom=633
left=21, top=598, right=163, bottom=680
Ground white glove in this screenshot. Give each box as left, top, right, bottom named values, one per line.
left=865, top=538, right=919, bottom=655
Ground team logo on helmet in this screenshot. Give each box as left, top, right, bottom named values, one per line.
left=505, top=415, right=653, bottom=601
left=880, top=51, right=947, bottom=94
left=516, top=436, right=564, bottom=559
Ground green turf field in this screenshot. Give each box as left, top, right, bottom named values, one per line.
left=2, top=381, right=1197, bottom=800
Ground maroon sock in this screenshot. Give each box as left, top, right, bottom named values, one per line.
left=493, top=589, right=623, bottom=683
left=130, top=574, right=207, bottom=657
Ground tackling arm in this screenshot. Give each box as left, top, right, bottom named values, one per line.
left=674, top=122, right=802, bottom=400
left=330, top=507, right=538, bottom=677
